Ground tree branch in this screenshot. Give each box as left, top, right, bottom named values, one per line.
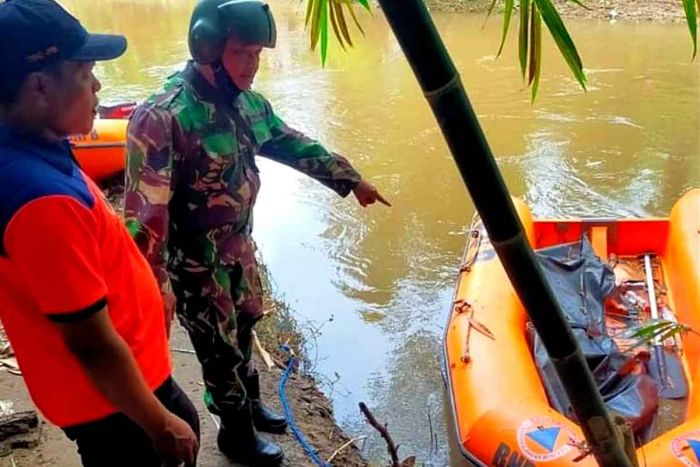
left=359, top=402, right=399, bottom=467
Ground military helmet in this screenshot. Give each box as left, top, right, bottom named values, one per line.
left=188, top=0, right=276, bottom=65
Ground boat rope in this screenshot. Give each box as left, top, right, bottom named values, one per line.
left=278, top=344, right=330, bottom=467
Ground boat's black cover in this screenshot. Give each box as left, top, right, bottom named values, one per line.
left=529, top=237, right=659, bottom=438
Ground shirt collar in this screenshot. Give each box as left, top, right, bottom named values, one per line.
left=0, top=124, right=76, bottom=174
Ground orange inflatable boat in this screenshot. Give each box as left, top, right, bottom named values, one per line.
left=444, top=188, right=700, bottom=466
left=69, top=118, right=127, bottom=181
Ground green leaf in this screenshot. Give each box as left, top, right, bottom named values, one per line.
left=310, top=0, right=323, bottom=50
left=328, top=0, right=347, bottom=50
left=355, top=0, right=371, bottom=12
left=627, top=320, right=676, bottom=341
left=656, top=325, right=686, bottom=345
left=497, top=0, right=515, bottom=57
left=530, top=4, right=542, bottom=101
left=305, top=0, right=316, bottom=27
left=337, top=2, right=354, bottom=47
left=534, top=0, right=587, bottom=91
left=343, top=0, right=365, bottom=35
left=624, top=320, right=679, bottom=351
left=321, top=0, right=329, bottom=65
left=528, top=3, right=537, bottom=85
left=308, top=0, right=365, bottom=61
left=482, top=0, right=499, bottom=30
left=624, top=319, right=698, bottom=353
left=519, top=0, right=530, bottom=79
left=682, top=0, right=698, bottom=58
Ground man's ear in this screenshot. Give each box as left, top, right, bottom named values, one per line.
left=19, top=72, right=56, bottom=109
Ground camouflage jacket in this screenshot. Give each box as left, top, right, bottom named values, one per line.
left=125, top=61, right=362, bottom=293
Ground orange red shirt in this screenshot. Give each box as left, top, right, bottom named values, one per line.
left=0, top=125, right=171, bottom=428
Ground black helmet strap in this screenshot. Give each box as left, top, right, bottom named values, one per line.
left=212, top=59, right=242, bottom=102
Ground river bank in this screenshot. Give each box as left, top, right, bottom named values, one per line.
left=426, top=0, right=688, bottom=22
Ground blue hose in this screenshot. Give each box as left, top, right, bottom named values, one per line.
left=278, top=345, right=331, bottom=467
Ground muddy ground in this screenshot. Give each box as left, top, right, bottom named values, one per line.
left=553, top=0, right=688, bottom=23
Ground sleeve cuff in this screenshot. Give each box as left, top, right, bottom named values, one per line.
left=46, top=297, right=107, bottom=323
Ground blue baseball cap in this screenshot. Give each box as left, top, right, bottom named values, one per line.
left=0, top=0, right=127, bottom=86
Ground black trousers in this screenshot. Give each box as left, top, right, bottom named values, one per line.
left=63, top=377, right=200, bottom=467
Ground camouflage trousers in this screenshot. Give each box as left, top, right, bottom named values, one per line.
left=171, top=236, right=264, bottom=414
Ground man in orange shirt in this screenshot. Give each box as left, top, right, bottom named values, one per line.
left=0, top=1, right=199, bottom=465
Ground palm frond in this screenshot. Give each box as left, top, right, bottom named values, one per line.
left=320, top=0, right=329, bottom=65
left=303, top=0, right=699, bottom=96
left=529, top=3, right=542, bottom=102
left=483, top=0, right=499, bottom=28
left=305, top=0, right=368, bottom=64
left=518, top=0, right=530, bottom=79
left=682, top=0, right=698, bottom=58
left=625, top=319, right=700, bottom=351
left=490, top=0, right=583, bottom=99
left=534, top=0, right=587, bottom=92
left=497, top=0, right=515, bottom=56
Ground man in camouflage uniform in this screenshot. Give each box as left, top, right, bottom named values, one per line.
left=124, top=0, right=389, bottom=464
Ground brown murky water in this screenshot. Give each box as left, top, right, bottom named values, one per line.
left=64, top=0, right=700, bottom=464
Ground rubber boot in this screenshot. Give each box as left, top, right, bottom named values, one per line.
left=243, top=369, right=288, bottom=434
left=217, top=403, right=284, bottom=466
